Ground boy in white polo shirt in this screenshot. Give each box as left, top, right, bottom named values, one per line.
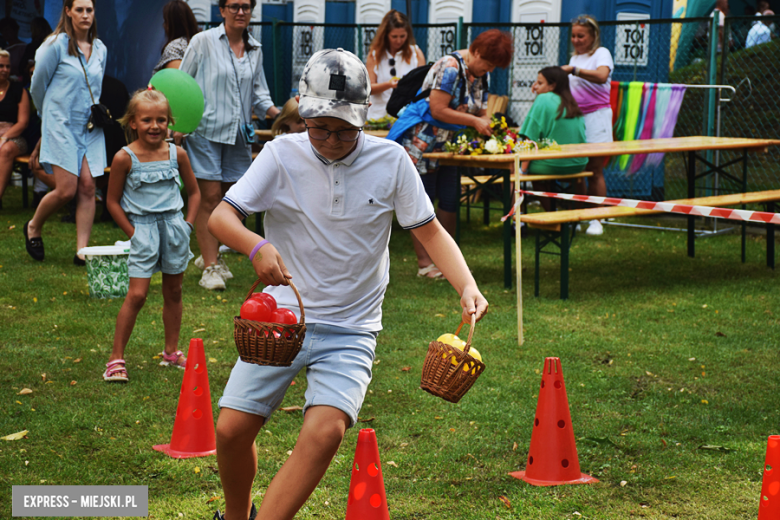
left=208, top=48, right=488, bottom=520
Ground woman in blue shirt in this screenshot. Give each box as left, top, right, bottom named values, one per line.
left=24, top=0, right=107, bottom=265
left=179, top=0, right=279, bottom=291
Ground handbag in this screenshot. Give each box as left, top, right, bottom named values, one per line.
left=78, top=54, right=113, bottom=131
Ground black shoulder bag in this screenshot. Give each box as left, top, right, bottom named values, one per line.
left=78, top=54, right=113, bottom=132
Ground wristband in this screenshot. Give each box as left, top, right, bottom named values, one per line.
left=572, top=67, right=579, bottom=77
left=249, top=239, right=269, bottom=261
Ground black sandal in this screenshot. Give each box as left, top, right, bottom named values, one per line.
left=73, top=255, right=86, bottom=266
left=24, top=221, right=44, bottom=261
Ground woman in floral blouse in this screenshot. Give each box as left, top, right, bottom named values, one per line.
left=152, top=0, right=199, bottom=75
left=390, top=28, right=512, bottom=278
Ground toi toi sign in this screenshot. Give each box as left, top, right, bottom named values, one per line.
left=614, top=13, right=651, bottom=67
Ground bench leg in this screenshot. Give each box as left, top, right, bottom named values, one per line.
left=768, top=202, right=776, bottom=269
left=741, top=149, right=748, bottom=263
left=455, top=167, right=461, bottom=245
left=560, top=223, right=570, bottom=300
left=742, top=221, right=747, bottom=264
left=21, top=163, right=29, bottom=209
left=503, top=169, right=512, bottom=289
left=483, top=181, right=490, bottom=225
left=687, top=150, right=695, bottom=258
left=534, top=228, right=540, bottom=297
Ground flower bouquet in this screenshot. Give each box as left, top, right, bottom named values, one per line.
left=444, top=114, right=559, bottom=156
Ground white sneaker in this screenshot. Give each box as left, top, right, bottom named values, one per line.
left=194, top=254, right=232, bottom=278
left=586, top=219, right=604, bottom=236
left=199, top=265, right=226, bottom=291
left=218, top=244, right=237, bottom=254
left=216, top=254, right=233, bottom=280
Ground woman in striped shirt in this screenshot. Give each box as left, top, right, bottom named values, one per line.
left=179, top=0, right=279, bottom=291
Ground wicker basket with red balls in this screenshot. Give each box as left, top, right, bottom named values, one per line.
left=234, top=279, right=306, bottom=366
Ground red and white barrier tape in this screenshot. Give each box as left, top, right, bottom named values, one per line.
left=502, top=190, right=780, bottom=225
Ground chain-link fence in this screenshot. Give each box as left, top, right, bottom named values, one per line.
left=198, top=17, right=778, bottom=201
left=464, top=18, right=731, bottom=200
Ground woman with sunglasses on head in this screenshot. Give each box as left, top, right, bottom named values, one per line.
left=561, top=14, right=613, bottom=236
left=365, top=9, right=425, bottom=121
left=24, top=0, right=107, bottom=265
left=179, top=0, right=280, bottom=291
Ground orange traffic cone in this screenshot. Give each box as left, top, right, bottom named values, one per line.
left=153, top=339, right=217, bottom=458
left=759, top=435, right=780, bottom=519
left=509, top=357, right=598, bottom=486
left=345, top=428, right=389, bottom=520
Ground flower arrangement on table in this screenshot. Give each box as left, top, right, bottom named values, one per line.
left=364, top=115, right=397, bottom=130
left=444, top=114, right=560, bottom=155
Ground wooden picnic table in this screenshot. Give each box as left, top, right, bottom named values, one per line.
left=424, top=136, right=780, bottom=345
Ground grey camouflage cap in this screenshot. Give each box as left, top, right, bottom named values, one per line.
left=298, top=48, right=371, bottom=128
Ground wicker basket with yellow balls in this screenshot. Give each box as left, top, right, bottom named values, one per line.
left=420, top=316, right=485, bottom=403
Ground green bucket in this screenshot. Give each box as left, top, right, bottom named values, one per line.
left=78, top=245, right=130, bottom=299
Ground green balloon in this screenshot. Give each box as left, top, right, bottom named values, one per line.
left=149, top=69, right=204, bottom=134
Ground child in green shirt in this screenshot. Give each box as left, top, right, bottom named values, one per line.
left=519, top=66, right=587, bottom=210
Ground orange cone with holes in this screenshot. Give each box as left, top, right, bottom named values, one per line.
left=509, top=357, right=597, bottom=486
left=345, top=428, right=389, bottom=520
left=759, top=435, right=780, bottom=518
left=153, top=339, right=217, bottom=458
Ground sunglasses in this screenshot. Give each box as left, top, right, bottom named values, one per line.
left=571, top=16, right=597, bottom=27
left=389, top=58, right=396, bottom=77
left=225, top=3, right=252, bottom=14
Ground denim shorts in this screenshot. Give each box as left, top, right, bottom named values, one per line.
left=219, top=323, right=378, bottom=427
left=185, top=129, right=252, bottom=183
left=128, top=211, right=193, bottom=278
left=420, top=165, right=461, bottom=213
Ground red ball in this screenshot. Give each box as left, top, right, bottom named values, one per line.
left=271, top=308, right=297, bottom=325
left=240, top=298, right=273, bottom=322
left=250, top=292, right=277, bottom=312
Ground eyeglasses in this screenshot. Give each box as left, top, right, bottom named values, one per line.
left=225, top=3, right=252, bottom=14
left=389, top=58, right=396, bottom=77
left=305, top=125, right=362, bottom=142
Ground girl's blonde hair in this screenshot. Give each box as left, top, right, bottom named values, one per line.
left=119, top=88, right=175, bottom=143
left=571, top=14, right=601, bottom=55
left=0, top=49, right=9, bottom=59
left=271, top=97, right=302, bottom=136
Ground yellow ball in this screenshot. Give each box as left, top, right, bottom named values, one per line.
left=436, top=334, right=482, bottom=370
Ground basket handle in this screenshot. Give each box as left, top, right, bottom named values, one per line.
left=244, top=278, right=305, bottom=325
left=454, top=313, right=477, bottom=354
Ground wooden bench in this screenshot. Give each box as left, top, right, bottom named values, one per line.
left=459, top=171, right=593, bottom=224
left=14, top=154, right=115, bottom=209
left=519, top=190, right=780, bottom=299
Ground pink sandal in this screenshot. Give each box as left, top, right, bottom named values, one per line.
left=160, top=350, right=186, bottom=369
left=103, top=359, right=128, bottom=382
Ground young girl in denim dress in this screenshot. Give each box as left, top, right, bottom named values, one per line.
left=103, top=88, right=201, bottom=382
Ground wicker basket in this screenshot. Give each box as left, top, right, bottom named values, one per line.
left=233, top=279, right=306, bottom=366
left=420, top=315, right=485, bottom=403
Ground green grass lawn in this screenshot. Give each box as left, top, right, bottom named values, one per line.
left=1, top=189, right=779, bottom=519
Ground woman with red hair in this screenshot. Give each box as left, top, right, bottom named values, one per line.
left=388, top=28, right=513, bottom=279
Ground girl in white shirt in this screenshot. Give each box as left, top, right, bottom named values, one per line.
left=365, top=10, right=425, bottom=121
left=561, top=14, right=613, bottom=236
